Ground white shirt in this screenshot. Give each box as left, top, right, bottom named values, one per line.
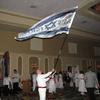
left=85, top=71, right=98, bottom=88
left=36, top=71, right=53, bottom=87
left=12, top=73, right=20, bottom=83
left=3, top=77, right=10, bottom=85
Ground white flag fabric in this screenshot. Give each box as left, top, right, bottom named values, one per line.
left=15, top=6, right=78, bottom=41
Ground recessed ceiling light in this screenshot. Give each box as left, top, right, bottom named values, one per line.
left=30, top=5, right=37, bottom=8
left=82, top=20, right=87, bottom=24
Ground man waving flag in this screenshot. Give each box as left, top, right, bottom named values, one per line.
left=15, top=6, right=78, bottom=41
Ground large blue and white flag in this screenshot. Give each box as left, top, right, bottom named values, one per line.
left=15, top=6, right=78, bottom=41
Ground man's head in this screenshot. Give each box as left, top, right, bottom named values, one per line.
left=36, top=68, right=42, bottom=74
left=13, top=69, right=17, bottom=73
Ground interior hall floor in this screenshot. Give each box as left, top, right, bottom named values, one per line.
left=1, top=87, right=100, bottom=100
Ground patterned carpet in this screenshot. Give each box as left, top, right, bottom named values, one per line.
left=1, top=87, right=100, bottom=100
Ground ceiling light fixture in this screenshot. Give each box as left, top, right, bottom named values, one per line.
left=30, top=5, right=37, bottom=8
left=82, top=20, right=87, bottom=24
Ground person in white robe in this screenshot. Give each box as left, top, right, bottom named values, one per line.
left=68, top=72, right=74, bottom=88
left=55, top=73, right=59, bottom=88
left=74, top=71, right=79, bottom=89
left=58, top=72, right=64, bottom=89
left=48, top=75, right=56, bottom=94
left=78, top=71, right=87, bottom=95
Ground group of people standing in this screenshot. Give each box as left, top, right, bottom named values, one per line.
left=31, top=66, right=100, bottom=100
left=1, top=65, right=99, bottom=100
left=47, top=71, right=64, bottom=93
left=0, top=69, right=21, bottom=98
left=64, top=66, right=99, bottom=100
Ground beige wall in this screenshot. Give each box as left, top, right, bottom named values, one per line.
left=0, top=30, right=97, bottom=56
left=0, top=29, right=100, bottom=80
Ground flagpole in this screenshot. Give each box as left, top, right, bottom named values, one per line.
left=54, top=34, right=68, bottom=69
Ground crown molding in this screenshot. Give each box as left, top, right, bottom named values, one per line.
left=0, top=9, right=39, bottom=26
left=70, top=28, right=100, bottom=41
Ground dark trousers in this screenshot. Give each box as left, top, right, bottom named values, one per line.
left=87, top=88, right=96, bottom=100
left=3, top=85, right=9, bottom=96
left=0, top=87, right=3, bottom=96
left=13, top=82, right=19, bottom=94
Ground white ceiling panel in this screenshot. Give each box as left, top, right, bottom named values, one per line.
left=0, top=0, right=100, bottom=37
left=73, top=14, right=100, bottom=35
left=0, top=0, right=88, bottom=18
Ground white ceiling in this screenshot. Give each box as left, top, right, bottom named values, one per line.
left=0, top=0, right=100, bottom=37
left=0, top=0, right=88, bottom=18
